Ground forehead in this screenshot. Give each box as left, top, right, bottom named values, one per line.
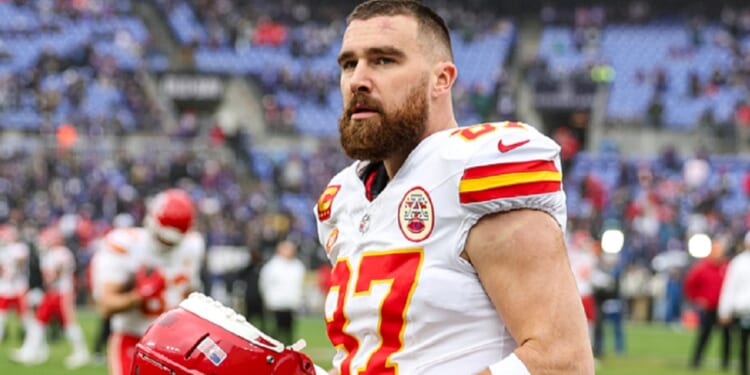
left=341, top=15, right=420, bottom=54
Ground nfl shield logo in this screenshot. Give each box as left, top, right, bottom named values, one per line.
left=359, top=214, right=370, bottom=233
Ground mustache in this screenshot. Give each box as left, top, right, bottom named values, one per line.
left=345, top=93, right=383, bottom=116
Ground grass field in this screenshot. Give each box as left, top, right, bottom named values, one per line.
left=0, top=310, right=737, bottom=374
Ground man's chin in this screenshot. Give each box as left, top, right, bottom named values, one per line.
left=343, top=147, right=388, bottom=162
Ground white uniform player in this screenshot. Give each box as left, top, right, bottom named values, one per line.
left=0, top=226, right=32, bottom=343
left=315, top=122, right=566, bottom=374
left=90, top=189, right=205, bottom=375
left=92, top=228, right=205, bottom=335
left=11, top=226, right=90, bottom=369
left=567, top=230, right=598, bottom=338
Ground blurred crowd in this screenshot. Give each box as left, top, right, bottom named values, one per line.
left=1, top=1, right=750, bottom=354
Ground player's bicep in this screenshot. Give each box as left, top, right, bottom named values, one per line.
left=464, top=209, right=592, bottom=373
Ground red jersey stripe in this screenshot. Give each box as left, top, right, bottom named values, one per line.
left=459, top=181, right=561, bottom=203
left=462, top=160, right=558, bottom=180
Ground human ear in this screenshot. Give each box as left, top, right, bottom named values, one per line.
left=432, top=61, right=457, bottom=98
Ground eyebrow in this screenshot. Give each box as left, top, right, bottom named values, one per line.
left=337, top=46, right=406, bottom=66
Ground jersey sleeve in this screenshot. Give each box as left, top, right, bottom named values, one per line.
left=456, top=122, right=567, bottom=228
left=91, top=229, right=137, bottom=296
left=314, top=162, right=356, bottom=262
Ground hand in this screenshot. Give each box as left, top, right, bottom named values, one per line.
left=135, top=266, right=166, bottom=299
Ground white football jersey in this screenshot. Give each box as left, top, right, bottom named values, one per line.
left=40, top=245, right=76, bottom=293
left=91, top=227, right=205, bottom=336
left=569, top=248, right=597, bottom=296
left=0, top=242, right=30, bottom=296
left=315, top=122, right=566, bottom=374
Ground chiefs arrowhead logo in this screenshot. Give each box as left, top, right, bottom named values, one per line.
left=317, top=185, right=341, bottom=221
left=497, top=139, right=530, bottom=153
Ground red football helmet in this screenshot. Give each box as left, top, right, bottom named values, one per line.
left=131, top=293, right=320, bottom=375
left=144, top=189, right=195, bottom=246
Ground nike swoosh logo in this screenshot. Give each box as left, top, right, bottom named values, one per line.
left=497, top=139, right=530, bottom=153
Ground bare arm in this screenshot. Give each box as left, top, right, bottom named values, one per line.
left=464, top=209, right=594, bottom=375
left=95, top=281, right=142, bottom=318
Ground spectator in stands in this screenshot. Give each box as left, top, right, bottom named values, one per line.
left=735, top=100, right=750, bottom=146
left=553, top=125, right=580, bottom=174
left=258, top=239, right=305, bottom=345
left=646, top=94, right=664, bottom=128
left=685, top=235, right=731, bottom=371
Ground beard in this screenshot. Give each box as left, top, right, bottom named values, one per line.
left=338, top=78, right=429, bottom=161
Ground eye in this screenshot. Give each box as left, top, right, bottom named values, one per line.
left=376, top=57, right=394, bottom=65
left=341, top=60, right=357, bottom=70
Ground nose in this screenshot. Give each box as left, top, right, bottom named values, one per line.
left=348, top=62, right=372, bottom=94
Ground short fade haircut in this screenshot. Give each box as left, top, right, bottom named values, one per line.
left=347, top=0, right=454, bottom=61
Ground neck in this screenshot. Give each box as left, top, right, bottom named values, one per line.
left=383, top=154, right=408, bottom=179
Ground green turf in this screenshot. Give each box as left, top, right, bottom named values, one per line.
left=0, top=310, right=738, bottom=374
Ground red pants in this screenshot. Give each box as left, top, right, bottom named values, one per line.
left=0, top=294, right=28, bottom=315
left=35, top=291, right=75, bottom=326
left=108, top=333, right=140, bottom=375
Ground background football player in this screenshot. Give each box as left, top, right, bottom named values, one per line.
left=10, top=225, right=91, bottom=369
left=0, top=224, right=33, bottom=345
left=91, top=188, right=205, bottom=375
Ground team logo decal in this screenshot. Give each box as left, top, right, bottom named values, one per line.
left=317, top=185, right=341, bottom=221
left=398, top=187, right=434, bottom=242
left=325, top=228, right=339, bottom=254
left=359, top=214, right=371, bottom=234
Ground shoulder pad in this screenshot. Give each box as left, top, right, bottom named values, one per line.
left=449, top=121, right=562, bottom=204
left=445, top=122, right=567, bottom=228
left=103, top=228, right=140, bottom=255
left=315, top=161, right=357, bottom=223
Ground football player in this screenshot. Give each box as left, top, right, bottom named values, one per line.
left=11, top=225, right=90, bottom=368
left=0, top=224, right=33, bottom=345
left=130, top=292, right=328, bottom=375
left=567, top=230, right=599, bottom=344
left=314, top=1, right=594, bottom=374
left=91, top=189, right=205, bottom=375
